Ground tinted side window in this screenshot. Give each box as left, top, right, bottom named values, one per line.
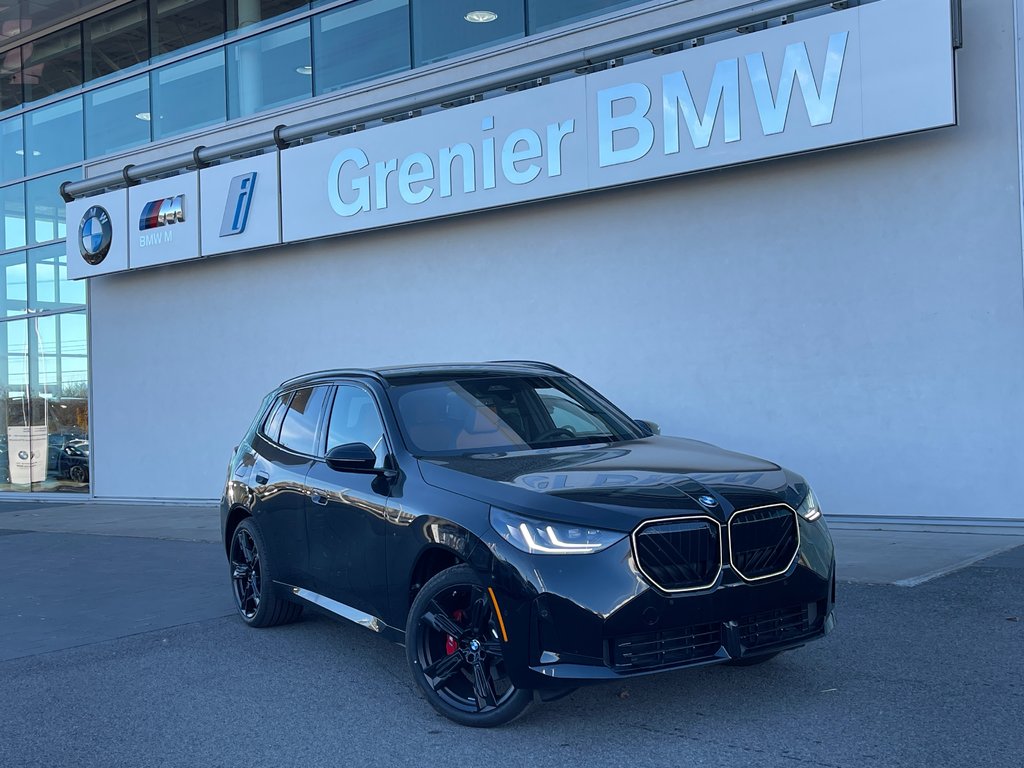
left=262, top=392, right=291, bottom=442
left=327, top=385, right=387, bottom=468
left=278, top=386, right=329, bottom=455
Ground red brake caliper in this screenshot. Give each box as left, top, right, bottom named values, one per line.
left=445, top=609, right=465, bottom=655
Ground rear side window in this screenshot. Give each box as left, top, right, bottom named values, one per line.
left=262, top=392, right=292, bottom=442
left=278, top=387, right=329, bottom=455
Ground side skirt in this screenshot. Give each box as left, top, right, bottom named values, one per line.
left=278, top=582, right=406, bottom=644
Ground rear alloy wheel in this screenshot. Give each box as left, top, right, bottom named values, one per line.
left=407, top=565, right=532, bottom=727
left=228, top=517, right=302, bottom=628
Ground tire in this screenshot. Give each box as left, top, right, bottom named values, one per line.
left=406, top=565, right=533, bottom=727
left=69, top=465, right=88, bottom=483
left=228, top=517, right=303, bottom=628
left=726, top=651, right=780, bottom=667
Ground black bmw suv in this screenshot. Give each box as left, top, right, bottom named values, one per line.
left=221, top=362, right=835, bottom=726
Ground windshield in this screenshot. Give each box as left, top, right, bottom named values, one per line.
left=390, top=375, right=644, bottom=456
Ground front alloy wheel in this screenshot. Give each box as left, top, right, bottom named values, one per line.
left=407, top=565, right=532, bottom=727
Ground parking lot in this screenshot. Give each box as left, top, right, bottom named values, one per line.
left=0, top=503, right=1021, bottom=768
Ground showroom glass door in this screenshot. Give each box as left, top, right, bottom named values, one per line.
left=0, top=242, right=88, bottom=494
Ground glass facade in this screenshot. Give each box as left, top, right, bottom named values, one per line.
left=0, top=0, right=652, bottom=495
left=412, top=0, right=525, bottom=66
left=0, top=239, right=87, bottom=494
left=313, top=0, right=409, bottom=95
left=1, top=116, right=24, bottom=183
left=152, top=50, right=226, bottom=140
left=22, top=26, right=84, bottom=103
left=84, top=0, right=151, bottom=81
left=25, top=99, right=84, bottom=174
left=527, top=0, right=646, bottom=34
left=27, top=170, right=82, bottom=246
left=85, top=75, right=151, bottom=158
left=227, top=20, right=311, bottom=118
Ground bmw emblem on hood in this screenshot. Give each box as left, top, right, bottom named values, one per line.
left=697, top=494, right=718, bottom=507
left=79, top=205, right=113, bottom=265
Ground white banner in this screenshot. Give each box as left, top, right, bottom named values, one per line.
left=7, top=425, right=48, bottom=485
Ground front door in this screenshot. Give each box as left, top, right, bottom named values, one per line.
left=305, top=383, right=391, bottom=620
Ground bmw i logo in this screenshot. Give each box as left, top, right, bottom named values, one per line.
left=79, top=205, right=113, bottom=265
left=697, top=494, right=717, bottom=507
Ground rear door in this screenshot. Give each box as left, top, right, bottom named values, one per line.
left=250, top=386, right=330, bottom=587
left=305, top=382, right=392, bottom=619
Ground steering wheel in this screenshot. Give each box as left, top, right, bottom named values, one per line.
left=536, top=427, right=576, bottom=442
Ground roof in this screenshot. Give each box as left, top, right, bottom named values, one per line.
left=279, top=361, right=569, bottom=389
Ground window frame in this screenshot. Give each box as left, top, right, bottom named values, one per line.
left=259, top=390, right=293, bottom=445
left=321, top=380, right=393, bottom=467
left=260, top=385, right=333, bottom=457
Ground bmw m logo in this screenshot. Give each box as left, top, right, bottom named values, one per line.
left=78, top=205, right=113, bottom=265
left=697, top=495, right=717, bottom=507
left=139, top=195, right=186, bottom=230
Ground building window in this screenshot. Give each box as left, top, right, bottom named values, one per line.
left=313, top=0, right=410, bottom=95
left=0, top=47, right=24, bottom=112
left=84, top=0, right=151, bottom=81
left=230, top=1, right=310, bottom=31
left=152, top=0, right=228, bottom=59
left=526, top=0, right=644, bottom=34
left=411, top=0, right=525, bottom=66
left=151, top=49, right=226, bottom=139
left=0, top=184, right=26, bottom=251
left=85, top=75, right=151, bottom=158
left=24, top=97, right=84, bottom=175
left=0, top=251, right=27, bottom=317
left=28, top=243, right=87, bottom=312
left=21, top=25, right=84, bottom=103
left=26, top=169, right=82, bottom=246
left=0, top=312, right=90, bottom=493
left=0, top=116, right=24, bottom=184
left=227, top=19, right=311, bottom=118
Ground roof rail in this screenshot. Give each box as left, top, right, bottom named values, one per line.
left=278, top=368, right=386, bottom=388
left=488, top=360, right=571, bottom=375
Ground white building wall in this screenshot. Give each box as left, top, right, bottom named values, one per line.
left=88, top=0, right=1024, bottom=519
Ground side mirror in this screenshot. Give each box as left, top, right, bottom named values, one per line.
left=635, top=419, right=661, bottom=436
left=326, top=442, right=377, bottom=472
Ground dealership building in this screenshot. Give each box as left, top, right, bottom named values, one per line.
left=0, top=0, right=1019, bottom=525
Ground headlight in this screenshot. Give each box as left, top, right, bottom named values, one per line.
left=797, top=488, right=822, bottom=521
left=489, top=508, right=625, bottom=555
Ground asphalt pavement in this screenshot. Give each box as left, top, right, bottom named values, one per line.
left=0, top=501, right=1021, bottom=767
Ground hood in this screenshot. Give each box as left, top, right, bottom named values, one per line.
left=417, top=436, right=804, bottom=532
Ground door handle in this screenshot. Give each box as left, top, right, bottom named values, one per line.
left=254, top=472, right=269, bottom=485
left=310, top=490, right=329, bottom=506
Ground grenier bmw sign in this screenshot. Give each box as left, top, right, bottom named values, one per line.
left=67, top=0, right=955, bottom=279
left=282, top=0, right=954, bottom=241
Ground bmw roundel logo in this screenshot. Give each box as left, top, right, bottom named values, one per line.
left=17, top=450, right=29, bottom=461
left=79, top=205, right=113, bottom=265
left=697, top=494, right=718, bottom=507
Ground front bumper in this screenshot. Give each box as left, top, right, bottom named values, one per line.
left=487, top=516, right=835, bottom=689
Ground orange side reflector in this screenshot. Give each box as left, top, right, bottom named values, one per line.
left=488, top=586, right=509, bottom=643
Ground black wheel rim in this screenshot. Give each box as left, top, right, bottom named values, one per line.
left=229, top=528, right=261, bottom=619
left=416, top=583, right=515, bottom=714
